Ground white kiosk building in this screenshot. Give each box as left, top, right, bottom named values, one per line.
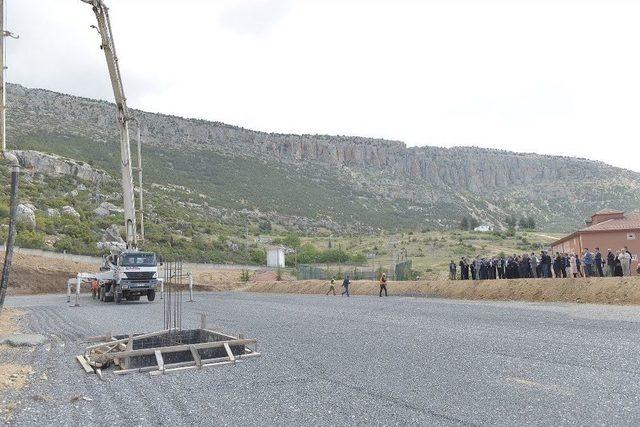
left=267, top=246, right=286, bottom=268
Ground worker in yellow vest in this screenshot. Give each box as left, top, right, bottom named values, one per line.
left=326, top=278, right=336, bottom=296
left=379, top=273, right=388, bottom=297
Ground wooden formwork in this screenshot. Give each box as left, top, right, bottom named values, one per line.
left=77, top=326, right=260, bottom=377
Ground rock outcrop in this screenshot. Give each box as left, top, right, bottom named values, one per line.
left=61, top=206, right=80, bottom=218
left=94, top=202, right=123, bottom=217
left=16, top=204, right=36, bottom=229
left=46, top=208, right=60, bottom=218
left=7, top=84, right=635, bottom=194
left=97, top=224, right=126, bottom=252
left=13, top=149, right=112, bottom=184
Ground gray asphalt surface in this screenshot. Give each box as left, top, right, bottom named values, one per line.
left=3, top=292, right=640, bottom=426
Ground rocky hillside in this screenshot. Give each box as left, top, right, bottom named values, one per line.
left=7, top=83, right=640, bottom=232
left=0, top=150, right=283, bottom=263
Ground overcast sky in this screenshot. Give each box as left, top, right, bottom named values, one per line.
left=6, top=0, right=640, bottom=171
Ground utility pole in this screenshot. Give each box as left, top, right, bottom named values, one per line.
left=0, top=0, right=16, bottom=152
left=0, top=0, right=19, bottom=313
left=0, top=0, right=5, bottom=153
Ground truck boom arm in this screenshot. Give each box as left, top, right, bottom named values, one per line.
left=82, top=0, right=137, bottom=249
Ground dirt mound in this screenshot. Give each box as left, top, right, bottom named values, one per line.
left=245, top=276, right=640, bottom=305
left=251, top=271, right=277, bottom=282
left=192, top=269, right=294, bottom=291
left=192, top=269, right=244, bottom=289
left=0, top=253, right=96, bottom=295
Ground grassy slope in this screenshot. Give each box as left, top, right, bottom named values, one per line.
left=301, top=229, right=561, bottom=279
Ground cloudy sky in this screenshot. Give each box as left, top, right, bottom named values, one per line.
left=6, top=0, right=640, bottom=171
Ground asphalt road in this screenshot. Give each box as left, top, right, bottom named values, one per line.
left=3, top=292, right=640, bottom=426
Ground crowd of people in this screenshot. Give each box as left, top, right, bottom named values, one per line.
left=449, top=247, right=635, bottom=280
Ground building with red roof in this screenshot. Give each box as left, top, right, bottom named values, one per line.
left=550, top=209, right=639, bottom=274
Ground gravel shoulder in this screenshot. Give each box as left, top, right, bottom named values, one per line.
left=2, top=292, right=640, bottom=425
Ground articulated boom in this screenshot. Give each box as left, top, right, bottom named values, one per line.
left=79, top=0, right=159, bottom=304
left=83, top=0, right=137, bottom=249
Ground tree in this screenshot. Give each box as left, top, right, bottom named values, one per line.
left=505, top=215, right=517, bottom=229
left=469, top=217, right=480, bottom=229
left=527, top=216, right=536, bottom=230
left=258, top=220, right=272, bottom=233
left=459, top=216, right=469, bottom=230
left=281, top=233, right=301, bottom=249
left=518, top=216, right=536, bottom=230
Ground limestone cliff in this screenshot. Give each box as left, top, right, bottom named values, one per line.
left=6, top=83, right=640, bottom=231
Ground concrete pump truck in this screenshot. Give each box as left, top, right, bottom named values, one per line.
left=75, top=0, right=160, bottom=303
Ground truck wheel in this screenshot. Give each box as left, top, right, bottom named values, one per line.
left=147, top=290, right=156, bottom=302
left=115, top=291, right=122, bottom=304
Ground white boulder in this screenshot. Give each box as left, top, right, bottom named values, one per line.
left=16, top=204, right=36, bottom=229
left=61, top=205, right=80, bottom=218
left=46, top=208, right=60, bottom=218
left=94, top=202, right=123, bottom=217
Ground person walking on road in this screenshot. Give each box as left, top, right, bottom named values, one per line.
left=326, top=278, right=336, bottom=296
left=341, top=275, right=351, bottom=297
left=379, top=273, right=388, bottom=297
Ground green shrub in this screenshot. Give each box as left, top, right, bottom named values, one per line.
left=258, top=220, right=272, bottom=233
left=16, top=229, right=45, bottom=249
left=240, top=270, right=251, bottom=282
left=273, top=233, right=301, bottom=249
left=250, top=249, right=266, bottom=265
left=0, top=203, right=9, bottom=219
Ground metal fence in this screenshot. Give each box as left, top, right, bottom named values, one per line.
left=297, top=260, right=414, bottom=281
left=394, top=260, right=413, bottom=281
left=297, top=264, right=382, bottom=281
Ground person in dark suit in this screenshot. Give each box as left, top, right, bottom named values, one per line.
left=561, top=253, right=569, bottom=278
left=594, top=248, right=603, bottom=277
left=607, top=249, right=615, bottom=277
left=341, top=275, right=351, bottom=297
left=539, top=251, right=549, bottom=278
left=497, top=257, right=505, bottom=279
